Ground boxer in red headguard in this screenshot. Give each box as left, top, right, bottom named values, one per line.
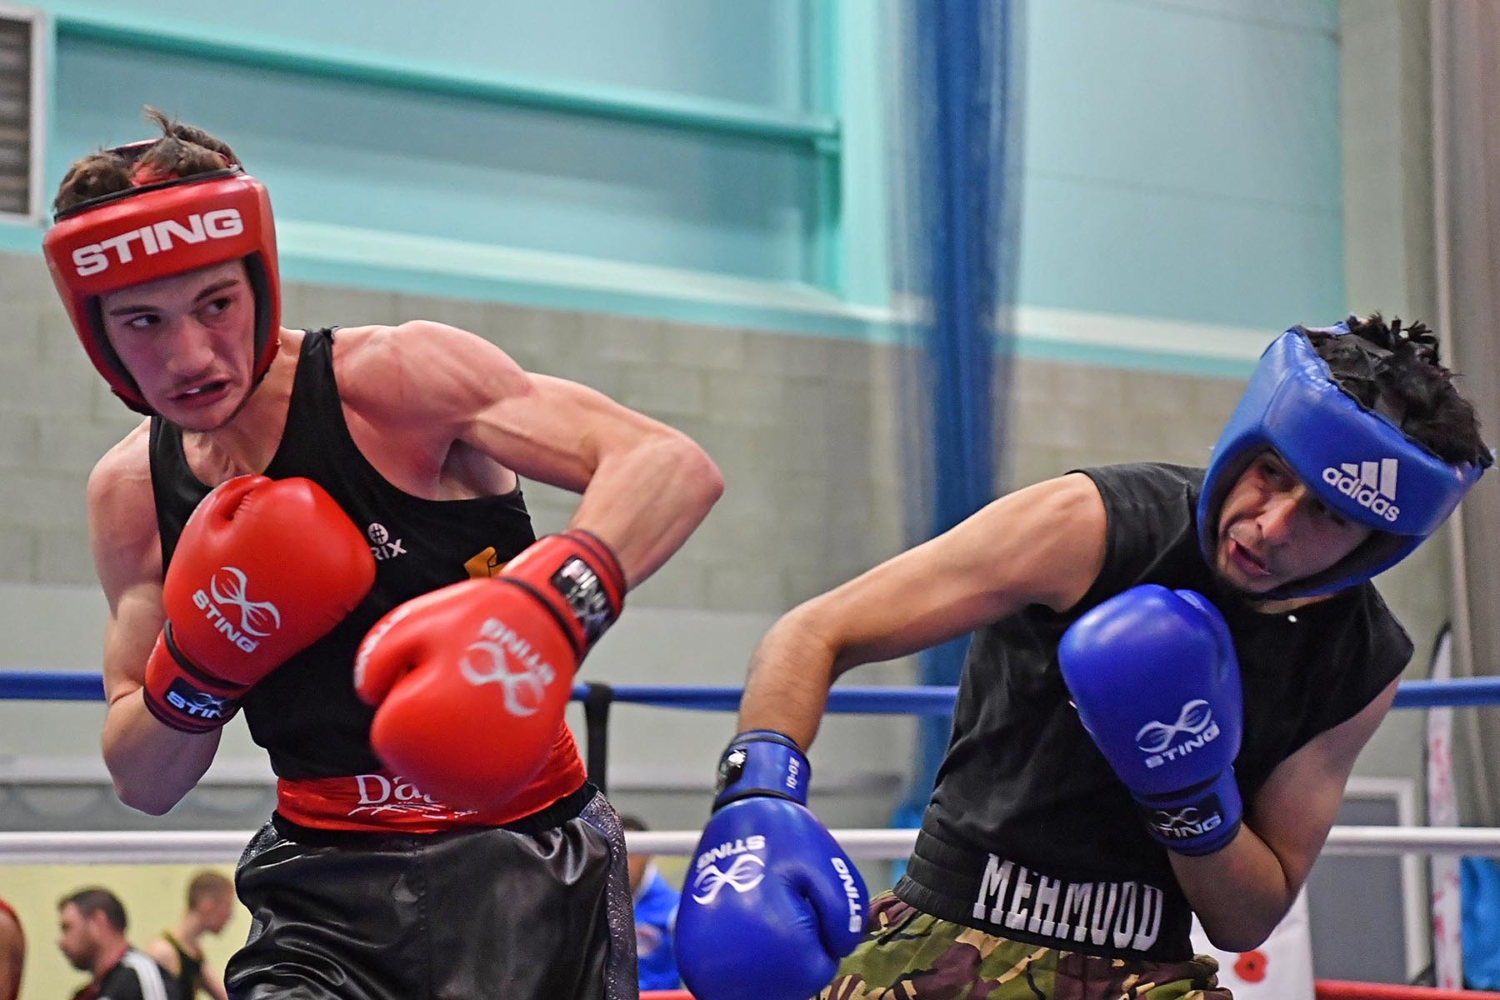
left=45, top=108, right=723, bottom=1000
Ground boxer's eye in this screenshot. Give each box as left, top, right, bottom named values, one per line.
left=1257, top=459, right=1288, bottom=486
left=1310, top=500, right=1351, bottom=529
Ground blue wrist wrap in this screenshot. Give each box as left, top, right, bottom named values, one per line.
left=712, top=730, right=810, bottom=810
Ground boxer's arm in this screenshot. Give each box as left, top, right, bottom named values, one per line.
left=739, top=473, right=1107, bottom=748
left=0, top=907, right=21, bottom=1000
left=347, top=321, right=723, bottom=586
left=89, top=436, right=220, bottom=815
left=140, top=938, right=179, bottom=977
left=200, top=959, right=229, bottom=1000
left=1170, top=676, right=1399, bottom=951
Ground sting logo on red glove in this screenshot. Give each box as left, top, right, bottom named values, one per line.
left=194, top=566, right=282, bottom=649
left=162, top=679, right=234, bottom=724
left=144, top=476, right=376, bottom=734
left=353, top=531, right=625, bottom=812
left=455, top=617, right=559, bottom=717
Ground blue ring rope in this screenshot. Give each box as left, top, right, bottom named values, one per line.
left=1, top=671, right=1497, bottom=711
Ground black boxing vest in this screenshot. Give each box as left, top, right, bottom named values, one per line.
left=149, top=328, right=538, bottom=779
left=898, top=462, right=1411, bottom=961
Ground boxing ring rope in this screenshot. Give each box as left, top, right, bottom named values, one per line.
left=2, top=671, right=1500, bottom=859
left=1, top=821, right=1499, bottom=867
left=5, top=671, right=1500, bottom=1000
left=0, top=671, right=1494, bottom=869
left=4, top=670, right=1500, bottom=706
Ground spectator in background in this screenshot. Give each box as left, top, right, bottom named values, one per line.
left=0, top=895, right=23, bottom=1000
left=145, top=871, right=234, bottom=999
left=57, top=887, right=180, bottom=1000
left=620, top=814, right=682, bottom=990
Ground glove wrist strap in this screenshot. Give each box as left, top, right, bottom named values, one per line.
left=501, top=530, right=626, bottom=658
left=1135, top=768, right=1242, bottom=856
left=142, top=624, right=244, bottom=734
left=712, top=730, right=810, bottom=811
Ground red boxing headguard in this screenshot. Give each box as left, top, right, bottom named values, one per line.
left=42, top=159, right=280, bottom=414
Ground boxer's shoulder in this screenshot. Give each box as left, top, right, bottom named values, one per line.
left=333, top=320, right=531, bottom=433
left=87, top=425, right=162, bottom=590
left=965, top=472, right=1106, bottom=612
left=88, top=421, right=152, bottom=514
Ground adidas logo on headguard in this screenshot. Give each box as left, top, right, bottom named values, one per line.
left=1321, top=458, right=1400, bottom=522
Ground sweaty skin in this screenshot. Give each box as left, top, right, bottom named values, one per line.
left=87, top=262, right=721, bottom=814
left=736, top=465, right=1394, bottom=952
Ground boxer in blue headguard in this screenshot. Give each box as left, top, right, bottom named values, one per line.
left=676, top=315, right=1490, bottom=1000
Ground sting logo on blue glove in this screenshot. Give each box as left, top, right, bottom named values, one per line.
left=1147, top=796, right=1228, bottom=843
left=831, top=857, right=863, bottom=933
left=1135, top=698, right=1222, bottom=768
left=1059, top=585, right=1246, bottom=857
left=677, top=732, right=869, bottom=1000
left=691, top=851, right=768, bottom=903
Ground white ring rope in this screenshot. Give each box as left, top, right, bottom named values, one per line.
left=0, top=825, right=1498, bottom=866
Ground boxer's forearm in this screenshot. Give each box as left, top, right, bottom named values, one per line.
left=1170, top=825, right=1297, bottom=952
left=736, top=606, right=842, bottom=750
left=566, top=430, right=722, bottom=588
left=102, top=690, right=220, bottom=814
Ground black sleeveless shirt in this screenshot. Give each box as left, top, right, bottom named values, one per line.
left=149, top=329, right=538, bottom=778
left=898, top=463, right=1411, bottom=961
left=163, top=932, right=201, bottom=997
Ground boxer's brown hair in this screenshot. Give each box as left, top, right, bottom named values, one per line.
left=52, top=107, right=240, bottom=216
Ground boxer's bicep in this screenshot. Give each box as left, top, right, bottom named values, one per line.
left=813, top=474, right=1107, bottom=671
left=1247, top=676, right=1399, bottom=891
left=87, top=430, right=165, bottom=701
left=101, top=583, right=165, bottom=703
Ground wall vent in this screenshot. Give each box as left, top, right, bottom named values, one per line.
left=0, top=6, right=45, bottom=223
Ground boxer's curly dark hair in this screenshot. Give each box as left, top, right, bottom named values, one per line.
left=51, top=106, right=240, bottom=215
left=1301, top=314, right=1491, bottom=467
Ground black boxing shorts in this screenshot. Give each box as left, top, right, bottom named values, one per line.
left=224, top=783, right=638, bottom=1000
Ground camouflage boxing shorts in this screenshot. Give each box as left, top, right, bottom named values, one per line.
left=818, top=894, right=1233, bottom=1000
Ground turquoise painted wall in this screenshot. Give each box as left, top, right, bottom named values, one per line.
left=52, top=37, right=820, bottom=284
left=24, top=0, right=1346, bottom=363
left=47, top=0, right=815, bottom=108
left=1019, top=0, right=1345, bottom=330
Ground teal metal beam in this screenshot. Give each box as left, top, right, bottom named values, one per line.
left=54, top=10, right=842, bottom=149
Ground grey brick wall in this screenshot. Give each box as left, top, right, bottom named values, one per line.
left=0, top=250, right=1451, bottom=841
left=0, top=245, right=1447, bottom=644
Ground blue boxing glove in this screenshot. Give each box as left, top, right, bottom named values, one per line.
left=1058, top=584, right=1244, bottom=856
left=675, top=731, right=867, bottom=1000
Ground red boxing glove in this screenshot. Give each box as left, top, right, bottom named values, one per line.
left=143, top=476, right=377, bottom=733
left=353, top=530, right=625, bottom=811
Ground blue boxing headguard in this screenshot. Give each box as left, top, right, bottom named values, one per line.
left=1198, top=325, right=1486, bottom=598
